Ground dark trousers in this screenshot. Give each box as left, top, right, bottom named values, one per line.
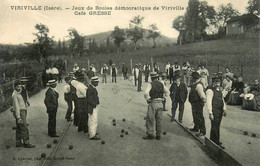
left=73, top=98, right=79, bottom=126
left=65, top=99, right=72, bottom=120
left=171, top=99, right=184, bottom=121
left=48, top=111, right=57, bottom=136
left=78, top=98, right=88, bottom=132
left=169, top=75, right=174, bottom=84
left=191, top=101, right=206, bottom=134
left=112, top=74, right=117, bottom=83
left=145, top=72, right=149, bottom=82
left=134, top=77, right=137, bottom=86
left=15, top=109, right=30, bottom=144
left=210, top=111, right=223, bottom=145
left=123, top=72, right=127, bottom=80
left=137, top=79, right=142, bottom=92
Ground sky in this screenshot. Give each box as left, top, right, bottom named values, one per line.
left=0, top=0, right=248, bottom=44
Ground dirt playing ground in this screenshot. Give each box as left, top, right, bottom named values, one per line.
left=0, top=75, right=259, bottom=166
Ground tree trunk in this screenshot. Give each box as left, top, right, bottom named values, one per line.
left=153, top=38, right=156, bottom=48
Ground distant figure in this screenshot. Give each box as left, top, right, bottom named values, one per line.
left=91, top=64, right=96, bottom=74
left=122, top=63, right=128, bottom=80
left=101, top=64, right=109, bottom=83
left=169, top=64, right=174, bottom=84
left=173, top=62, right=180, bottom=77
left=73, top=63, right=80, bottom=73
left=199, top=65, right=209, bottom=89
left=132, top=64, right=139, bottom=86
left=137, top=64, right=143, bottom=92
left=182, top=62, right=190, bottom=86
left=87, top=76, right=101, bottom=140
left=87, top=66, right=95, bottom=86
left=154, top=63, right=160, bottom=74
left=110, top=64, right=118, bottom=83
left=12, top=80, right=36, bottom=148
left=44, top=80, right=59, bottom=138
left=143, top=63, right=150, bottom=82
left=165, top=62, right=171, bottom=79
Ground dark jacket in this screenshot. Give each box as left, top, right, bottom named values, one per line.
left=170, top=82, right=188, bottom=103
left=44, top=88, right=59, bottom=112
left=86, top=85, right=99, bottom=114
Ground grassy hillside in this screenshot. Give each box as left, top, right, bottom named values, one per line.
left=64, top=30, right=176, bottom=48
left=67, top=37, right=259, bottom=83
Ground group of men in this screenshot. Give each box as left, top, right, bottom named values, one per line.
left=63, top=71, right=101, bottom=140
left=142, top=70, right=227, bottom=149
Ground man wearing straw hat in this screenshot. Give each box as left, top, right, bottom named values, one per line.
left=110, top=63, right=118, bottom=83
left=21, top=77, right=30, bottom=108
left=143, top=72, right=169, bottom=140
left=87, top=76, right=101, bottom=140
left=44, top=80, right=59, bottom=137
left=12, top=80, right=36, bottom=148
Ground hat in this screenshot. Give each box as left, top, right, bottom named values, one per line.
left=91, top=76, right=99, bottom=82
left=68, top=72, right=74, bottom=76
left=21, top=77, right=29, bottom=82
left=150, top=72, right=158, bottom=78
left=81, top=68, right=86, bottom=71
left=47, top=80, right=57, bottom=86
left=112, top=63, right=115, bottom=66
left=74, top=63, right=78, bottom=67
left=191, top=72, right=201, bottom=79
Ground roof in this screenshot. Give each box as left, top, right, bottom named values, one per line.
left=227, top=13, right=259, bottom=24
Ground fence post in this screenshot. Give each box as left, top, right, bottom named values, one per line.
left=218, top=63, right=220, bottom=73
left=87, top=59, right=90, bottom=70
left=241, top=65, right=243, bottom=76
left=130, top=58, right=132, bottom=71
left=151, top=57, right=154, bottom=72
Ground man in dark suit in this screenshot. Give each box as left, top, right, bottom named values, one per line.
left=170, top=75, right=188, bottom=123
left=137, top=64, right=143, bottom=92
left=87, top=76, right=101, bottom=140
left=44, top=80, right=59, bottom=137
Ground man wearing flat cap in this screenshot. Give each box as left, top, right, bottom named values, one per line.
left=169, top=75, right=188, bottom=123
left=206, top=77, right=227, bottom=149
left=143, top=72, right=169, bottom=140
left=44, top=80, right=59, bottom=137
left=12, top=80, right=36, bottom=148
left=87, top=76, right=101, bottom=140
left=188, top=72, right=206, bottom=137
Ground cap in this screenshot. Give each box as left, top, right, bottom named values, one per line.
left=14, top=80, right=22, bottom=87
left=91, top=76, right=99, bottom=82
left=47, top=80, right=57, bottom=86
left=21, top=77, right=29, bottom=82
left=150, top=72, right=158, bottom=78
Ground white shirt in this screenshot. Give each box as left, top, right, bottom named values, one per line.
left=63, top=84, right=70, bottom=94
left=165, top=64, right=171, bottom=72
left=193, top=81, right=206, bottom=101
left=206, top=88, right=226, bottom=114
left=12, top=90, right=26, bottom=118
left=92, top=67, right=96, bottom=73
left=144, top=81, right=169, bottom=101
left=73, top=66, right=79, bottom=72
left=134, top=68, right=139, bottom=78
left=52, top=67, right=59, bottom=74
left=46, top=68, right=52, bottom=74
left=74, top=81, right=87, bottom=98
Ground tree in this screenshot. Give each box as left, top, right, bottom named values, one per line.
left=147, top=24, right=161, bottom=48
left=173, top=16, right=186, bottom=45
left=110, top=26, right=126, bottom=52
left=246, top=0, right=260, bottom=15
left=127, top=15, right=145, bottom=50
left=58, top=39, right=61, bottom=55
left=33, top=23, right=54, bottom=60
left=217, top=3, right=240, bottom=28
left=67, top=28, right=85, bottom=56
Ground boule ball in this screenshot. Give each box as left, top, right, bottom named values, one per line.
left=69, top=145, right=73, bottom=150
left=41, top=153, right=46, bottom=158
left=101, top=140, right=105, bottom=144
left=47, top=144, right=52, bottom=148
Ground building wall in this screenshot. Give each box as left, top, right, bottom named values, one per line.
left=226, top=21, right=243, bottom=35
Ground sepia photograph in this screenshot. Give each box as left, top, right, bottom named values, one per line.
left=0, top=0, right=259, bottom=165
